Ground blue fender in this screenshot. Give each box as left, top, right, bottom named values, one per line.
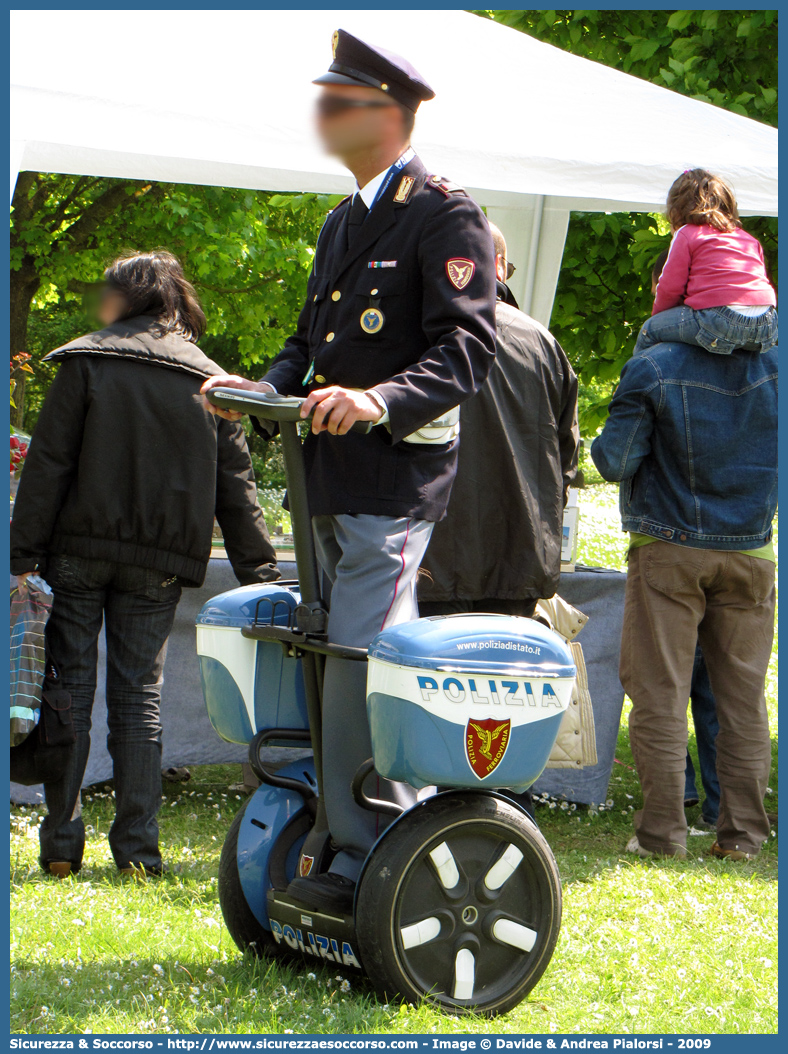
left=236, top=758, right=317, bottom=929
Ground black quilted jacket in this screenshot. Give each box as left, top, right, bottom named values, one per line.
left=11, top=316, right=279, bottom=587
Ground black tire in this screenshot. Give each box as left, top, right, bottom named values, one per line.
left=218, top=798, right=281, bottom=958
left=355, top=792, right=562, bottom=1017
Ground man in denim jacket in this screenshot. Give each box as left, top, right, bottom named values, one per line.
left=591, top=340, right=777, bottom=860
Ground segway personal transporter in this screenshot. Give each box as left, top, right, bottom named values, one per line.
left=197, top=389, right=577, bottom=1017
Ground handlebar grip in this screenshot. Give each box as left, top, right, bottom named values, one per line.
left=207, top=388, right=372, bottom=434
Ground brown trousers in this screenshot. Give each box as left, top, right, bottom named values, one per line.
left=620, top=542, right=774, bottom=856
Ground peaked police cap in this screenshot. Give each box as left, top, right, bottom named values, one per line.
left=313, top=28, right=436, bottom=112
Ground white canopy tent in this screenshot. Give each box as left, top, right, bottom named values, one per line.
left=10, top=9, right=778, bottom=325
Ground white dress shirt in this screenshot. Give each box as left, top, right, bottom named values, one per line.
left=354, top=168, right=390, bottom=210
left=353, top=146, right=416, bottom=208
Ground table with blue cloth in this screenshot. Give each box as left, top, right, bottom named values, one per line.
left=11, top=560, right=626, bottom=807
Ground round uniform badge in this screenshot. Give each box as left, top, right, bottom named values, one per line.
left=360, top=307, right=385, bottom=334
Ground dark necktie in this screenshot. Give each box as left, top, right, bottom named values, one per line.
left=346, top=194, right=369, bottom=249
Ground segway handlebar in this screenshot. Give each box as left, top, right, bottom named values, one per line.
left=207, top=389, right=373, bottom=434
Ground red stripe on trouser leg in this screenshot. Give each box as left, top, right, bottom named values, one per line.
left=380, top=519, right=411, bottom=631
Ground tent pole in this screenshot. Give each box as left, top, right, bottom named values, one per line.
left=485, top=201, right=569, bottom=327
left=528, top=207, right=570, bottom=328
left=520, top=194, right=544, bottom=316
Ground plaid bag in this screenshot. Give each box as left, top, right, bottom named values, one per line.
left=10, top=577, right=75, bottom=785
left=11, top=575, right=54, bottom=746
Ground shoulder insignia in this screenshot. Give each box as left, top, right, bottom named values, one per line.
left=427, top=174, right=467, bottom=197
left=393, top=175, right=416, bottom=203
left=446, top=258, right=476, bottom=290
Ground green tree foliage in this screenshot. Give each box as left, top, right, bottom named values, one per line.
left=483, top=9, right=777, bottom=124
left=549, top=213, right=671, bottom=429
left=10, top=175, right=337, bottom=428
left=477, top=9, right=778, bottom=431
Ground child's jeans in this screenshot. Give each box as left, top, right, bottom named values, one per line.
left=634, top=305, right=777, bottom=357
left=683, top=646, right=720, bottom=825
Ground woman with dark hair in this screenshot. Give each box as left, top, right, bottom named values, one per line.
left=10, top=250, right=280, bottom=879
left=102, top=249, right=207, bottom=342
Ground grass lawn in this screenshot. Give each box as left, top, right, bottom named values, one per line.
left=10, top=482, right=777, bottom=1036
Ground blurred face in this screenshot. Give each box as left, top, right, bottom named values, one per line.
left=98, top=287, right=127, bottom=326
left=315, top=85, right=404, bottom=158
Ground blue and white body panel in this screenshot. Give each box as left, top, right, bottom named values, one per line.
left=196, top=584, right=309, bottom=744
left=367, top=614, right=576, bottom=791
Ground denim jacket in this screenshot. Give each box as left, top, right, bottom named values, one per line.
left=590, top=342, right=778, bottom=550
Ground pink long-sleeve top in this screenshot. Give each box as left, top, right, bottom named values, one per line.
left=652, top=223, right=776, bottom=315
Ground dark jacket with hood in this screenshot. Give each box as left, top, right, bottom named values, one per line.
left=418, top=284, right=579, bottom=603
left=10, top=316, right=279, bottom=588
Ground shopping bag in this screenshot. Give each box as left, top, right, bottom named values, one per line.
left=10, top=575, right=53, bottom=746
left=10, top=575, right=75, bottom=785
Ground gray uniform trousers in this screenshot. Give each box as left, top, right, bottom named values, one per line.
left=312, top=513, right=434, bottom=880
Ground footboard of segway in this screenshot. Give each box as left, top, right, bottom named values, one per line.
left=366, top=614, right=577, bottom=791
left=197, top=584, right=308, bottom=745
left=265, top=891, right=363, bottom=970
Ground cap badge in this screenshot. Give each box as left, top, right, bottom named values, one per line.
left=446, top=258, right=476, bottom=291
left=393, top=176, right=415, bottom=204
left=331, top=30, right=339, bottom=58
left=360, top=308, right=385, bottom=334
left=466, top=718, right=511, bottom=779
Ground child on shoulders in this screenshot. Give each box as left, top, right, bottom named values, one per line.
left=633, top=168, right=777, bottom=357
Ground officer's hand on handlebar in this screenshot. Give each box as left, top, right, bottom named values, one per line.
left=200, top=375, right=275, bottom=421
left=301, top=387, right=384, bottom=436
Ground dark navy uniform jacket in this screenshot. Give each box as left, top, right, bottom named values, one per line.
left=261, top=154, right=497, bottom=522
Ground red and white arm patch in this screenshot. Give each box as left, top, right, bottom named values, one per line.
left=446, top=258, right=476, bottom=290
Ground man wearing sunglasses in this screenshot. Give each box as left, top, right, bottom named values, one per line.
left=203, top=29, right=496, bottom=913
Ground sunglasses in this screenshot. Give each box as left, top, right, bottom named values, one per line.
left=497, top=254, right=517, bottom=281
left=316, top=96, right=397, bottom=118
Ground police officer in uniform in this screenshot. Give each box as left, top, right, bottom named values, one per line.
left=203, top=29, right=497, bottom=913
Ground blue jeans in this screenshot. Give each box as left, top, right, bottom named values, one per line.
left=684, top=647, right=720, bottom=823
left=633, top=305, right=777, bottom=357
left=39, top=555, right=182, bottom=872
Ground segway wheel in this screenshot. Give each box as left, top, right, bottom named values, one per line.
left=355, top=792, right=561, bottom=1017
left=218, top=798, right=281, bottom=958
